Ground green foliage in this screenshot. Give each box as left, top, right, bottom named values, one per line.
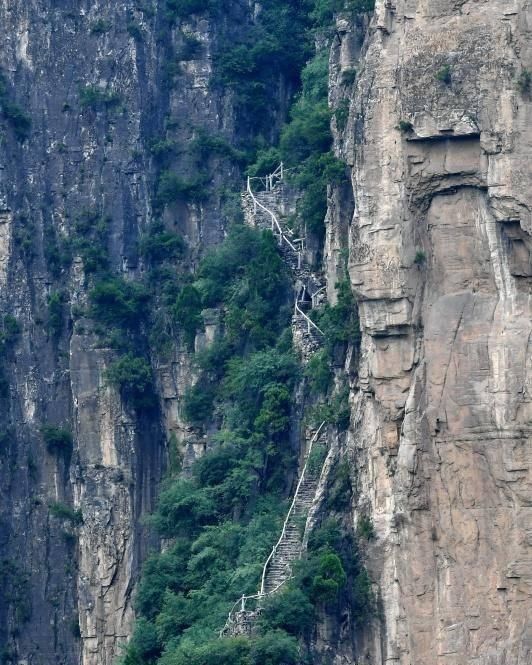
left=49, top=502, right=83, bottom=525
left=334, top=99, right=350, bottom=131
left=325, top=460, right=352, bottom=511
left=90, top=19, right=111, bottom=35
left=305, top=348, right=332, bottom=394
left=194, top=227, right=290, bottom=352
left=396, top=119, right=413, bottom=133
left=40, top=425, right=73, bottom=456
left=307, top=442, right=327, bottom=475
left=176, top=33, right=203, bottom=60
left=214, top=1, right=314, bottom=131
left=90, top=277, right=149, bottom=329
left=341, top=67, right=357, bottom=85
left=105, top=353, right=155, bottom=409
left=173, top=285, right=202, bottom=350
left=47, top=291, right=64, bottom=338
left=156, top=170, right=209, bottom=206
left=71, top=210, right=110, bottom=276
left=79, top=85, right=121, bottom=110
left=435, top=64, right=451, bottom=84
left=310, top=552, right=347, bottom=602
left=259, top=588, right=314, bottom=635
left=0, top=315, right=21, bottom=349
left=190, top=129, right=246, bottom=163
left=250, top=631, right=298, bottom=665
left=357, top=515, right=374, bottom=540
left=414, top=249, right=426, bottom=265
left=140, top=222, right=185, bottom=263
left=314, top=278, right=360, bottom=353
left=0, top=71, right=31, bottom=141
left=127, top=22, right=144, bottom=40
left=166, top=0, right=212, bottom=20
left=517, top=68, right=531, bottom=94
left=45, top=233, right=73, bottom=278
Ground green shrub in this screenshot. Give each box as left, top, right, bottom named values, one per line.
left=127, top=22, right=143, bottom=40
left=177, top=33, right=203, bottom=60
left=250, top=630, right=298, bottom=665
left=414, top=249, right=426, bottom=265
left=156, top=171, right=209, bottom=206
left=517, top=68, right=531, bottom=94
left=307, top=442, right=327, bottom=475
left=435, top=64, right=451, bottom=84
left=173, top=284, right=203, bottom=350
left=140, top=223, right=185, bottom=263
left=396, top=119, right=413, bottom=132
left=166, top=0, right=212, bottom=20
left=304, top=348, right=332, bottom=394
left=259, top=588, right=314, bottom=635
left=79, top=85, right=121, bottom=110
left=310, top=552, right=347, bottom=602
left=325, top=460, right=352, bottom=511
left=182, top=381, right=215, bottom=425
left=105, top=353, right=155, bottom=408
left=45, top=234, right=73, bottom=277
left=357, top=515, right=374, bottom=540
left=47, top=291, right=64, bottom=338
left=314, top=278, right=360, bottom=352
left=334, top=99, right=350, bottom=131
left=90, top=19, right=111, bottom=34
left=41, top=425, right=73, bottom=455
left=71, top=210, right=110, bottom=275
left=90, top=278, right=149, bottom=329
left=2, top=102, right=31, bottom=140
left=150, top=138, right=179, bottom=162
left=0, top=72, right=31, bottom=141
left=49, top=501, right=83, bottom=525
left=341, top=67, right=357, bottom=85
left=0, top=315, right=21, bottom=349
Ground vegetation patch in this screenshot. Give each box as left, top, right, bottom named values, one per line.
left=40, top=425, right=73, bottom=456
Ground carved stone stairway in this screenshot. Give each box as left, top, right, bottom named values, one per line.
left=220, top=423, right=328, bottom=637
left=242, top=169, right=326, bottom=362
left=261, top=465, right=322, bottom=594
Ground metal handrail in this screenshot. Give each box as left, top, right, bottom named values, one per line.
left=219, top=421, right=327, bottom=637
left=294, top=302, right=325, bottom=336
left=259, top=421, right=326, bottom=595
left=247, top=175, right=302, bottom=261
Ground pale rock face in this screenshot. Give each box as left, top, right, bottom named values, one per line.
left=330, top=1, right=532, bottom=663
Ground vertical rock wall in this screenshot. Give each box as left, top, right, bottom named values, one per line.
left=0, top=2, right=249, bottom=663
left=329, top=1, right=532, bottom=663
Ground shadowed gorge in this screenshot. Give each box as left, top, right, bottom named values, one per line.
left=0, top=0, right=531, bottom=664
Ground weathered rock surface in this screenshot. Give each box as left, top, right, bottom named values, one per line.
left=328, top=2, right=532, bottom=663
left=0, top=2, right=251, bottom=663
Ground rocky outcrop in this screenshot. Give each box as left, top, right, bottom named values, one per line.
left=328, top=2, right=532, bottom=663
left=0, top=2, right=252, bottom=663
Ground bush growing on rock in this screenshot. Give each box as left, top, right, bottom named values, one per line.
left=41, top=425, right=73, bottom=455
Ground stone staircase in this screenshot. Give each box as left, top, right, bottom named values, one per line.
left=221, top=422, right=328, bottom=637
left=242, top=172, right=326, bottom=362
left=262, top=464, right=322, bottom=594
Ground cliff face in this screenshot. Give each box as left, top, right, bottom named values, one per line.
left=329, top=1, right=532, bottom=663
left=2, top=1, right=531, bottom=664
left=0, top=2, right=248, bottom=664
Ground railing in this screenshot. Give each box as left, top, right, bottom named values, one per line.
left=247, top=173, right=303, bottom=268
left=219, top=420, right=327, bottom=637
left=259, top=421, right=326, bottom=595
left=294, top=302, right=324, bottom=336
left=311, top=285, right=327, bottom=308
